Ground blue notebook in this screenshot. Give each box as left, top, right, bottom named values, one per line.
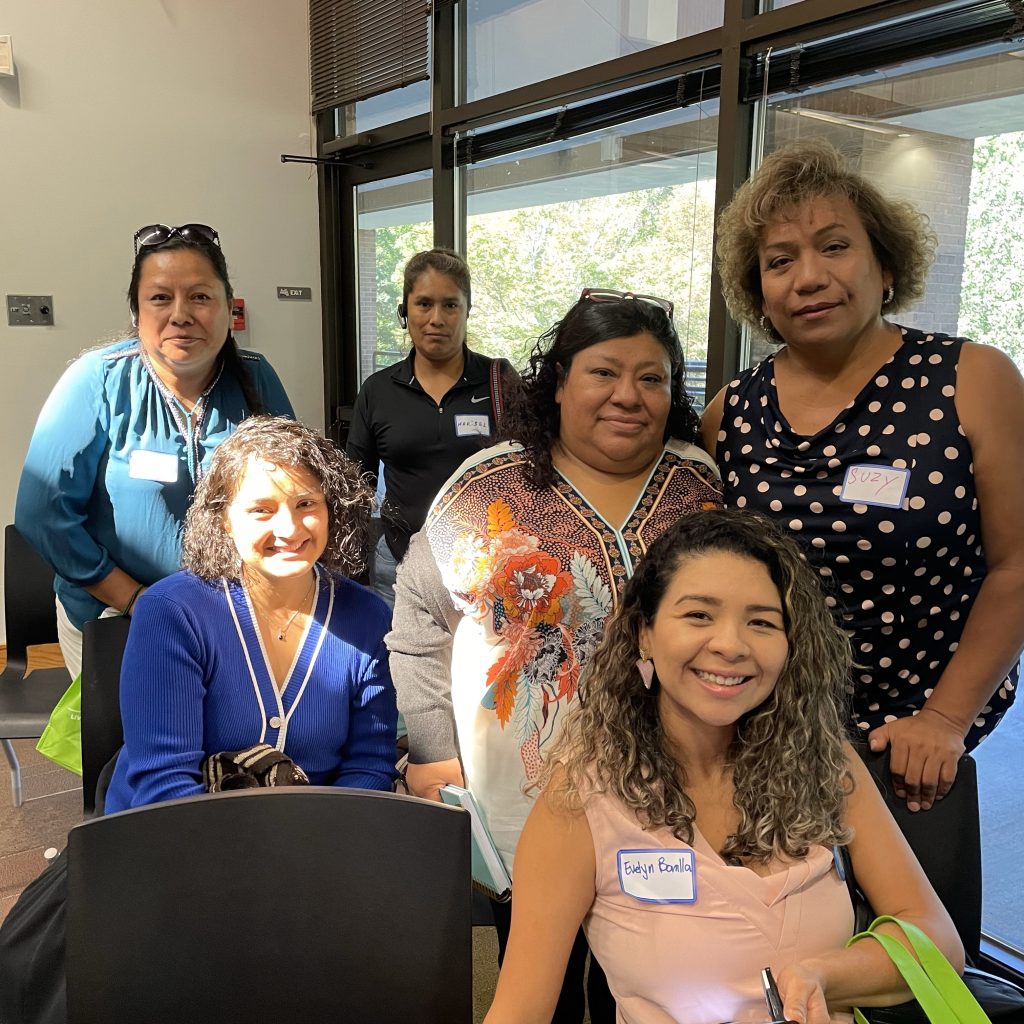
left=440, top=784, right=512, bottom=902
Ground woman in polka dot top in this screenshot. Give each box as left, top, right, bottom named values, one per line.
left=703, top=139, right=1024, bottom=814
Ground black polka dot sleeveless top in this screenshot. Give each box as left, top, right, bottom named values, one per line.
left=717, top=326, right=1017, bottom=749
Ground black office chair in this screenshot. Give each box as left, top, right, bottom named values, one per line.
left=856, top=748, right=1024, bottom=1023
left=65, top=787, right=473, bottom=1023
left=80, top=615, right=131, bottom=817
left=860, top=746, right=981, bottom=961
left=0, top=524, right=73, bottom=806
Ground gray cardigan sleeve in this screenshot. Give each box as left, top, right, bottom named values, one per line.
left=385, top=529, right=463, bottom=764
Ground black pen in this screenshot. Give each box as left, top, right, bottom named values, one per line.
left=761, top=966, right=796, bottom=1024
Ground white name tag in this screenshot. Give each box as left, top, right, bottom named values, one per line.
left=455, top=414, right=490, bottom=437
left=839, top=464, right=910, bottom=509
left=617, top=848, right=696, bottom=904
left=128, top=449, right=179, bottom=483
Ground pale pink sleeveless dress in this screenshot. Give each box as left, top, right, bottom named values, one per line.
left=583, top=787, right=856, bottom=1024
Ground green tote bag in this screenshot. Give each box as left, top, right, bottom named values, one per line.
left=35, top=673, right=83, bottom=776
left=849, top=916, right=992, bottom=1024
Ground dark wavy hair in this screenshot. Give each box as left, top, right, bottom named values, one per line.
left=128, top=235, right=263, bottom=413
left=716, top=138, right=937, bottom=337
left=539, top=508, right=854, bottom=865
left=499, top=296, right=701, bottom=488
left=182, top=416, right=372, bottom=582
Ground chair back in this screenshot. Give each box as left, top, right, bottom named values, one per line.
left=859, top=746, right=982, bottom=962
left=80, top=616, right=131, bottom=815
left=0, top=527, right=70, bottom=778
left=66, top=787, right=473, bottom=1023
left=3, top=524, right=59, bottom=670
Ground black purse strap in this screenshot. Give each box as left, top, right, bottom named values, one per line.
left=836, top=843, right=874, bottom=935
left=489, top=358, right=513, bottom=428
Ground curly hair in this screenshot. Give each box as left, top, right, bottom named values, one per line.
left=182, top=416, right=372, bottom=582
left=538, top=508, right=854, bottom=865
left=716, top=138, right=937, bottom=336
left=499, top=295, right=701, bottom=489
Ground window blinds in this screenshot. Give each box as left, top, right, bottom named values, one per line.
left=310, top=0, right=430, bottom=114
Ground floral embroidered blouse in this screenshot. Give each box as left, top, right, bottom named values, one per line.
left=387, top=440, right=722, bottom=873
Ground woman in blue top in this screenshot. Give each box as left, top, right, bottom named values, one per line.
left=104, top=416, right=398, bottom=812
left=15, top=224, right=293, bottom=677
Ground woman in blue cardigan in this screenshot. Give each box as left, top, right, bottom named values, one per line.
left=104, top=416, right=398, bottom=812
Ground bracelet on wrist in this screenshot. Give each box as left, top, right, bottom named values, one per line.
left=121, top=583, right=145, bottom=617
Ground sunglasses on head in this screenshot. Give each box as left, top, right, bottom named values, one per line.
left=579, top=287, right=674, bottom=320
left=133, top=223, right=221, bottom=256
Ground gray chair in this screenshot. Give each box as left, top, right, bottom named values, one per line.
left=66, top=787, right=473, bottom=1023
left=0, top=525, right=72, bottom=806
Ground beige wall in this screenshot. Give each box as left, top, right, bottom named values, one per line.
left=0, top=0, right=323, bottom=636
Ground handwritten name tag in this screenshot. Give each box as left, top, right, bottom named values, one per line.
left=617, top=848, right=696, bottom=903
left=455, top=414, right=490, bottom=437
left=128, top=449, right=179, bottom=483
left=839, top=464, right=910, bottom=509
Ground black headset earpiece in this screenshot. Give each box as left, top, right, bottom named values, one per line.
left=397, top=303, right=408, bottom=329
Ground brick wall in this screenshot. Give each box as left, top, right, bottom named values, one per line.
left=358, top=229, right=379, bottom=383
left=740, top=116, right=976, bottom=369
left=860, top=134, right=974, bottom=337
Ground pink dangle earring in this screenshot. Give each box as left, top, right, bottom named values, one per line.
left=636, top=648, right=655, bottom=691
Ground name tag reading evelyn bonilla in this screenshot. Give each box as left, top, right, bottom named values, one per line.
left=617, top=848, right=696, bottom=903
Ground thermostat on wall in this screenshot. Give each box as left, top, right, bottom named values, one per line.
left=0, top=36, right=14, bottom=77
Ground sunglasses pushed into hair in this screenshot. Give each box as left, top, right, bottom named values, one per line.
left=133, top=223, right=221, bottom=256
left=579, top=287, right=674, bottom=320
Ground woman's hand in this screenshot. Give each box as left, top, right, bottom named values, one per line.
left=404, top=757, right=464, bottom=801
left=776, top=962, right=831, bottom=1024
left=868, top=708, right=965, bottom=811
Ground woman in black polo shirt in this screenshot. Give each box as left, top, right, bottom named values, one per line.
left=347, top=248, right=508, bottom=604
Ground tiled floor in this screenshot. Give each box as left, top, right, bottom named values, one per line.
left=0, top=646, right=83, bottom=926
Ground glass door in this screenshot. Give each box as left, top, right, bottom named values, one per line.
left=353, top=170, right=434, bottom=385
left=758, top=39, right=1024, bottom=957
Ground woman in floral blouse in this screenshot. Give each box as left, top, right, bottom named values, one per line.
left=387, top=288, right=721, bottom=1024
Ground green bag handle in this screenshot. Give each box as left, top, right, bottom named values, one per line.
left=849, top=916, right=992, bottom=1024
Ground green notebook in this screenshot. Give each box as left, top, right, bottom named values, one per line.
left=440, top=784, right=512, bottom=902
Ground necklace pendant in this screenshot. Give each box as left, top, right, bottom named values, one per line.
left=277, top=630, right=285, bottom=641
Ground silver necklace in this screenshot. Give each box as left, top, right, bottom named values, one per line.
left=276, top=575, right=316, bottom=641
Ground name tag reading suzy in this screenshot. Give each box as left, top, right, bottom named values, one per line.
left=128, top=449, right=179, bottom=483
left=839, top=464, right=910, bottom=509
left=617, top=848, right=696, bottom=904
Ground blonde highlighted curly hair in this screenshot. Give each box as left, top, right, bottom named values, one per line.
left=716, top=139, right=937, bottom=336
left=538, top=508, right=855, bottom=865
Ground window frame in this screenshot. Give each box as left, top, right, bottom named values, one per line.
left=313, top=0, right=1024, bottom=975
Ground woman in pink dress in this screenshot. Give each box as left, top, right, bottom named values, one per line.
left=485, top=509, right=961, bottom=1024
